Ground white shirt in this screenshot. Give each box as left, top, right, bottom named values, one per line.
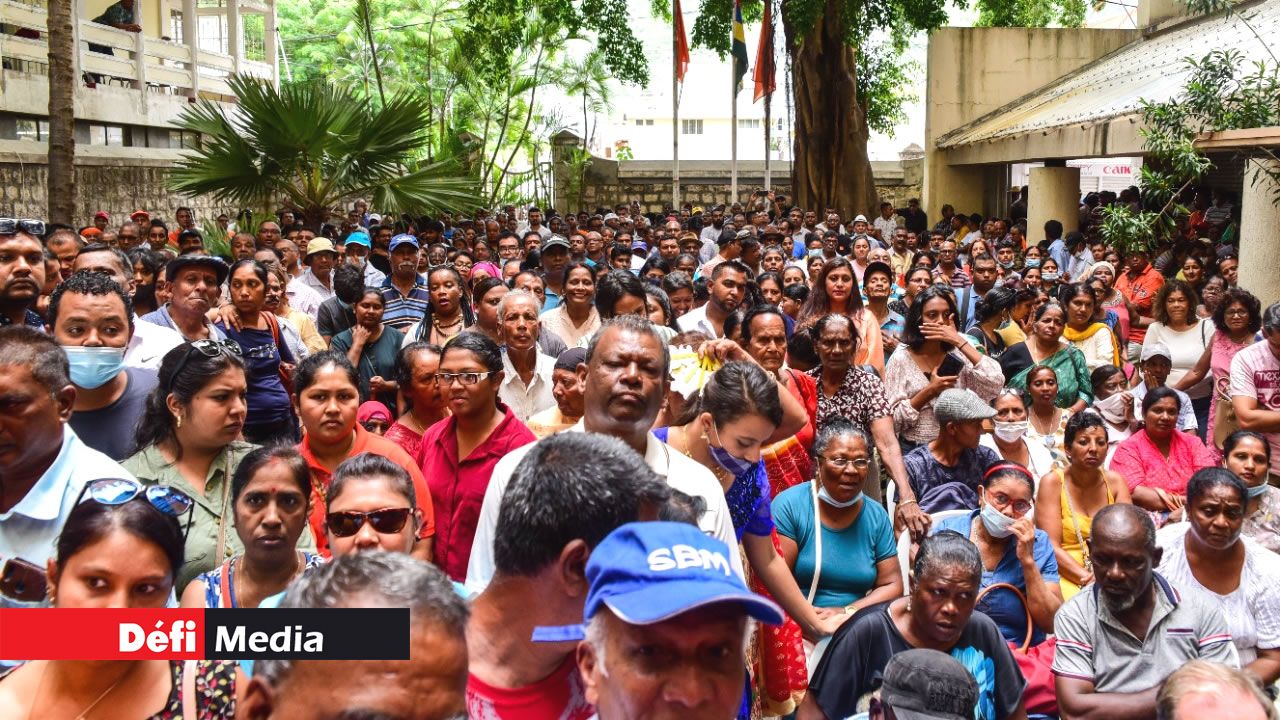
left=362, top=263, right=386, bottom=288
left=979, top=434, right=1055, bottom=491
left=498, top=350, right=556, bottom=422
left=873, top=215, right=899, bottom=241
left=465, top=423, right=743, bottom=595
left=676, top=304, right=719, bottom=339
left=516, top=224, right=551, bottom=240
left=0, top=427, right=134, bottom=609
left=291, top=270, right=333, bottom=316
left=125, top=315, right=184, bottom=370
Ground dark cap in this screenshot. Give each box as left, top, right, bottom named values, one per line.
left=880, top=649, right=978, bottom=720
left=165, top=254, right=229, bottom=285
left=863, top=261, right=894, bottom=284
left=554, top=347, right=587, bottom=373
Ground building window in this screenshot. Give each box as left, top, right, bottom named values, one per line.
left=88, top=123, right=126, bottom=146
left=738, top=118, right=761, bottom=129
left=170, top=10, right=184, bottom=42
left=681, top=119, right=703, bottom=135
left=169, top=130, right=200, bottom=149
left=243, top=14, right=266, bottom=61
left=633, top=119, right=654, bottom=126
left=15, top=118, right=48, bottom=142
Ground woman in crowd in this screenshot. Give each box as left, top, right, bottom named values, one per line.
left=1061, top=283, right=1121, bottom=371
left=1090, top=261, right=1134, bottom=348
left=673, top=253, right=700, bottom=277
left=1144, top=280, right=1214, bottom=435
left=782, top=265, right=809, bottom=289
left=799, top=532, right=1027, bottom=720
left=740, top=305, right=818, bottom=496
left=889, top=264, right=933, bottom=317
left=405, top=264, right=475, bottom=345
left=639, top=255, right=670, bottom=283
left=540, top=260, right=601, bottom=346
left=1000, top=301, right=1091, bottom=412
left=798, top=257, right=885, bottom=374
left=452, top=250, right=475, bottom=280
left=129, top=247, right=165, bottom=316
left=806, top=254, right=826, bottom=285
left=980, top=388, right=1056, bottom=484
left=329, top=288, right=404, bottom=408
left=644, top=285, right=681, bottom=333
left=774, top=419, right=902, bottom=612
left=125, top=342, right=257, bottom=591
left=661, top=271, right=696, bottom=318
left=1022, top=265, right=1043, bottom=291
left=909, top=250, right=936, bottom=273
left=1035, top=411, right=1131, bottom=599
left=761, top=246, right=788, bottom=275
left=1198, top=274, right=1227, bottom=320
left=418, top=332, right=535, bottom=581
left=806, top=313, right=914, bottom=508
left=265, top=264, right=324, bottom=357
left=324, top=453, right=424, bottom=557
left=292, top=351, right=433, bottom=560
left=1090, top=364, right=1135, bottom=464
left=757, top=271, right=785, bottom=307
left=471, top=241, right=494, bottom=265
left=468, top=261, right=501, bottom=286
left=1174, top=288, right=1262, bottom=454
left=0, top=480, right=239, bottom=717
left=1021, top=366, right=1071, bottom=462
left=385, top=342, right=447, bottom=459
left=997, top=287, right=1039, bottom=347
left=1223, top=430, right=1280, bottom=553
left=182, top=445, right=322, bottom=609
left=965, top=287, right=1015, bottom=357
left=468, top=276, right=509, bottom=346
left=216, top=260, right=297, bottom=444
left=1157, top=468, right=1280, bottom=684
left=1219, top=253, right=1240, bottom=288
left=1181, top=255, right=1206, bottom=295
left=357, top=401, right=393, bottom=435
left=850, top=235, right=872, bottom=283
left=658, top=359, right=843, bottom=641
left=1112, top=387, right=1215, bottom=518
left=884, top=285, right=1004, bottom=452
left=935, top=462, right=1062, bottom=646
left=1040, top=256, right=1062, bottom=290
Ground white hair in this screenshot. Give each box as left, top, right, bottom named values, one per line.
left=497, top=289, right=541, bottom=322
left=583, top=608, right=754, bottom=680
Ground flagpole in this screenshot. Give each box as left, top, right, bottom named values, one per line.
left=672, top=5, right=680, bottom=212
left=764, top=91, right=771, bottom=192
left=731, top=71, right=738, bottom=204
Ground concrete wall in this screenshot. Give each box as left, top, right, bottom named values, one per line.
left=923, top=26, right=1141, bottom=220
left=0, top=142, right=229, bottom=226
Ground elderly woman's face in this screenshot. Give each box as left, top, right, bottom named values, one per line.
left=910, top=561, right=979, bottom=647
left=815, top=321, right=854, bottom=371
left=817, top=434, right=870, bottom=504
left=1187, top=482, right=1245, bottom=551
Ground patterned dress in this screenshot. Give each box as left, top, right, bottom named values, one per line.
left=195, top=552, right=325, bottom=609
left=151, top=660, right=237, bottom=719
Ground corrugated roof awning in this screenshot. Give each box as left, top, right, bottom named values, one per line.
left=936, top=0, right=1280, bottom=150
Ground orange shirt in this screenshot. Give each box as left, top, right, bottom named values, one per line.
left=1115, top=264, right=1165, bottom=344
left=298, top=423, right=436, bottom=557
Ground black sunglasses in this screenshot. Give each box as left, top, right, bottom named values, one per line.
left=326, top=508, right=414, bottom=538
left=0, top=218, right=46, bottom=237
left=74, top=478, right=196, bottom=540
left=172, top=339, right=242, bottom=379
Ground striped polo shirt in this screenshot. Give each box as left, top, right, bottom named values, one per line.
left=380, top=275, right=430, bottom=331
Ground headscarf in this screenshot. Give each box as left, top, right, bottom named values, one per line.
left=357, top=400, right=392, bottom=425
left=469, top=261, right=502, bottom=282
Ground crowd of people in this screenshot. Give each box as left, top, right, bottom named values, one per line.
left=1, top=191, right=1278, bottom=719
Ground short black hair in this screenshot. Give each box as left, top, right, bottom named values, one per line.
left=0, top=325, right=70, bottom=392
left=48, top=270, right=135, bottom=335
left=595, top=270, right=647, bottom=318
left=1186, top=467, right=1246, bottom=507
left=913, top=530, right=981, bottom=584
left=493, top=433, right=670, bottom=576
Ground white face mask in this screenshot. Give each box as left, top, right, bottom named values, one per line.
left=979, top=501, right=1019, bottom=538
left=1094, top=392, right=1130, bottom=425
left=993, top=420, right=1028, bottom=443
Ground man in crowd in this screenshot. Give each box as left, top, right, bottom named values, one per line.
left=497, top=290, right=556, bottom=422
left=0, top=327, right=134, bottom=613
left=45, top=228, right=83, bottom=283
left=873, top=201, right=899, bottom=243
left=0, top=221, right=47, bottom=328
left=380, top=235, right=430, bottom=332
left=466, top=315, right=742, bottom=592
left=699, top=206, right=726, bottom=259
left=230, top=232, right=257, bottom=261
left=697, top=228, right=742, bottom=280
left=1053, top=504, right=1237, bottom=718
left=117, top=221, right=141, bottom=250
left=1155, top=661, right=1273, bottom=720
left=240, top=552, right=469, bottom=719
left=888, top=226, right=914, bottom=281
left=295, top=237, right=339, bottom=310
left=896, top=197, right=929, bottom=235
left=71, top=244, right=183, bottom=368
left=139, top=254, right=227, bottom=341
left=526, top=347, right=588, bottom=438
left=932, top=204, right=956, bottom=236
left=678, top=261, right=747, bottom=339
left=1133, top=342, right=1197, bottom=432
left=256, top=219, right=282, bottom=250
left=518, top=207, right=552, bottom=240
left=934, top=239, right=971, bottom=289
left=903, top=389, right=1001, bottom=513
left=1115, top=246, right=1165, bottom=362
left=317, top=263, right=362, bottom=344
left=957, top=252, right=998, bottom=329
left=576, top=522, right=783, bottom=720
left=467, top=433, right=670, bottom=719
left=343, top=230, right=386, bottom=287
left=49, top=273, right=156, bottom=461
left=1231, top=301, right=1280, bottom=485
left=496, top=231, right=522, bottom=263
left=541, top=235, right=572, bottom=311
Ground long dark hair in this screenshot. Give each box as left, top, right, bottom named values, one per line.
left=675, top=360, right=782, bottom=429
left=134, top=342, right=246, bottom=458
left=799, top=257, right=864, bottom=324
left=56, top=492, right=185, bottom=584
left=901, top=285, right=961, bottom=351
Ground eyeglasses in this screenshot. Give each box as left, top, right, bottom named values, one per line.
left=821, top=455, right=871, bottom=470
left=435, top=371, right=496, bottom=386
left=172, top=339, right=242, bottom=379
left=986, top=491, right=1032, bottom=516
left=0, top=218, right=46, bottom=237
left=326, top=508, right=414, bottom=537
left=75, top=478, right=196, bottom=538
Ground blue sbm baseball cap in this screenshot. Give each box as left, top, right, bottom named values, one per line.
left=532, top=522, right=783, bottom=643
left=388, top=233, right=419, bottom=252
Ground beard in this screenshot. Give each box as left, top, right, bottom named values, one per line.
left=1100, top=589, right=1137, bottom=614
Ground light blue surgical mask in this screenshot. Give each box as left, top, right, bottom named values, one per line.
left=707, top=423, right=756, bottom=477
left=818, top=484, right=863, bottom=508
left=63, top=346, right=125, bottom=389
left=1024, top=258, right=1041, bottom=268
left=1248, top=483, right=1270, bottom=499
left=979, top=501, right=1018, bottom=538
left=807, top=249, right=824, bottom=260
left=1042, top=271, right=1060, bottom=282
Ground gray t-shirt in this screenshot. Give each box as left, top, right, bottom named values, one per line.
left=69, top=367, right=159, bottom=461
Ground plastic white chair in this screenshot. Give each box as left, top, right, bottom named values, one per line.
left=897, top=508, right=978, bottom=595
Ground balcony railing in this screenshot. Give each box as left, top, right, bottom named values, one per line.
left=0, top=0, right=275, bottom=99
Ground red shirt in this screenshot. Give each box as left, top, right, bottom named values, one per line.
left=298, top=424, right=436, bottom=557
left=467, top=655, right=593, bottom=720
left=417, top=407, right=536, bottom=581
left=1115, top=263, right=1165, bottom=344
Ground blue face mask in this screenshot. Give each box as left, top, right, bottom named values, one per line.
left=707, top=423, right=757, bottom=477
left=979, top=500, right=1018, bottom=538
left=1248, top=482, right=1270, bottom=499
left=1024, top=258, right=1042, bottom=268
left=807, top=249, right=824, bottom=260
left=818, top=483, right=863, bottom=508
left=63, top=346, right=125, bottom=389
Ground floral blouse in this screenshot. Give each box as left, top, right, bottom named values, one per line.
left=1245, top=486, right=1280, bottom=554
left=807, top=365, right=892, bottom=435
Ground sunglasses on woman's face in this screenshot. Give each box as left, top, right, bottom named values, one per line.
left=326, top=507, right=413, bottom=537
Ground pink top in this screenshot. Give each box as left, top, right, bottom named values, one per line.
left=1111, top=428, right=1216, bottom=496
left=1101, top=292, right=1130, bottom=349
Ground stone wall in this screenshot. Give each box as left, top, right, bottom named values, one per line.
left=0, top=142, right=231, bottom=227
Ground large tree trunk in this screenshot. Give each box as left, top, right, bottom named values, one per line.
left=47, top=0, right=76, bottom=225
left=784, top=0, right=876, bottom=217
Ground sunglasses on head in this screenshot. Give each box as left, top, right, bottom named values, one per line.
left=0, top=218, right=46, bottom=237
left=171, top=339, right=242, bottom=379
left=74, top=478, right=196, bottom=540
left=326, top=507, right=414, bottom=538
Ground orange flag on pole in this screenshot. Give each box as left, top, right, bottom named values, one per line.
left=674, top=0, right=691, bottom=83
left=753, top=0, right=775, bottom=102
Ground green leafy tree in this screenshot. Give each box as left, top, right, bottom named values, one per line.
left=169, top=75, right=479, bottom=227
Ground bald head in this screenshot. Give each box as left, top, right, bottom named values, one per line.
left=1093, top=504, right=1156, bottom=551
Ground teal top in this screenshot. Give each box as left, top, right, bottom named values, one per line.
left=772, top=483, right=897, bottom=608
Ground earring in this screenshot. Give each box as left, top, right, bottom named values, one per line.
left=175, top=414, right=183, bottom=429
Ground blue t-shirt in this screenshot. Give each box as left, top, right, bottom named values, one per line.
left=772, top=484, right=897, bottom=608
left=217, top=322, right=294, bottom=424
left=935, top=510, right=1059, bottom=646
